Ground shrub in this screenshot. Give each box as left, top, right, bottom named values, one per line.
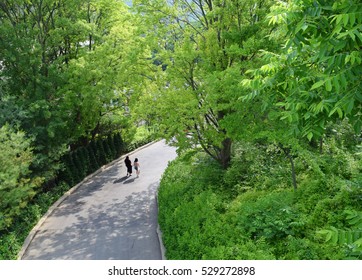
left=0, top=125, right=42, bottom=231
left=158, top=135, right=361, bottom=259
left=113, top=133, right=124, bottom=156
left=96, top=139, right=107, bottom=166
left=0, top=182, right=70, bottom=259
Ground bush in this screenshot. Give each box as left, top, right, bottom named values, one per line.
left=158, top=151, right=226, bottom=259
left=113, top=133, right=124, bottom=156
left=0, top=182, right=70, bottom=259
left=158, top=135, right=361, bottom=259
left=224, top=142, right=291, bottom=193
left=0, top=125, right=42, bottom=231
left=96, top=139, right=107, bottom=166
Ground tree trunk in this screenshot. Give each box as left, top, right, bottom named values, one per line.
left=279, top=144, right=297, bottom=191
left=218, top=137, right=232, bottom=169
left=288, top=153, right=297, bottom=192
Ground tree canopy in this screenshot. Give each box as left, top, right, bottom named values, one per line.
left=0, top=0, right=145, bottom=176
left=0, top=0, right=146, bottom=231
left=243, top=0, right=362, bottom=142
left=133, top=0, right=278, bottom=168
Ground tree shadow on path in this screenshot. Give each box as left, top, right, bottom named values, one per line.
left=22, top=181, right=162, bottom=260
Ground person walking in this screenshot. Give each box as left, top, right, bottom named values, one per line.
left=134, top=158, right=140, bottom=178
left=124, top=156, right=132, bottom=177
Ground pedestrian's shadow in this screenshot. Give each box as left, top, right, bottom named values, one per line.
left=123, top=177, right=136, bottom=184
left=113, top=176, right=128, bottom=184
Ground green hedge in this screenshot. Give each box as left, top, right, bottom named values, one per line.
left=58, top=133, right=125, bottom=187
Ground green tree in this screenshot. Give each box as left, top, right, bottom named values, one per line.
left=0, top=0, right=92, bottom=169
left=107, top=135, right=117, bottom=160
left=58, top=153, right=76, bottom=186
left=0, top=0, right=144, bottom=180
left=96, top=139, right=107, bottom=166
left=0, top=125, right=42, bottom=230
left=113, top=133, right=124, bottom=157
left=134, top=0, right=276, bottom=168
left=88, top=141, right=100, bottom=172
left=237, top=0, right=362, bottom=189
left=243, top=0, right=362, bottom=142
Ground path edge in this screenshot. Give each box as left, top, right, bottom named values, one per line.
left=17, top=140, right=159, bottom=260
left=155, top=193, right=167, bottom=260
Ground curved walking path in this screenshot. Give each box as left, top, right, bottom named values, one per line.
left=19, top=140, right=177, bottom=260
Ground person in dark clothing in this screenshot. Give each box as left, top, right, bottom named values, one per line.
left=124, top=156, right=132, bottom=177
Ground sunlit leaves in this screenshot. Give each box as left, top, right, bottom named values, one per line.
left=317, top=210, right=362, bottom=258
left=0, top=125, right=42, bottom=230
left=243, top=0, right=362, bottom=144
left=134, top=0, right=276, bottom=167
left=0, top=0, right=144, bottom=181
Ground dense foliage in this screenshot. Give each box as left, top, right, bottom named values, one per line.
left=153, top=0, right=361, bottom=260
left=134, top=0, right=278, bottom=168
left=243, top=0, right=362, bottom=142
left=158, top=127, right=361, bottom=259
left=1, top=0, right=361, bottom=261
left=0, top=0, right=154, bottom=259
left=0, top=125, right=41, bottom=230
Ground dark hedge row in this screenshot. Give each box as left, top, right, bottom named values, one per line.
left=58, top=133, right=124, bottom=186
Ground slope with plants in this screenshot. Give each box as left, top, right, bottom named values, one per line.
left=158, top=125, right=361, bottom=259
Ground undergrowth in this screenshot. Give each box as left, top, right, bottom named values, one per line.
left=158, top=138, right=362, bottom=260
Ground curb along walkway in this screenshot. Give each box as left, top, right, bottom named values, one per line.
left=19, top=140, right=177, bottom=260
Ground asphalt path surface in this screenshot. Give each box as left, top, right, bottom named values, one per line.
left=20, top=140, right=177, bottom=260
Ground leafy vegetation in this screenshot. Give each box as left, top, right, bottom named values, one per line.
left=0, top=0, right=361, bottom=260
left=142, top=0, right=361, bottom=259
left=0, top=0, right=155, bottom=259
left=0, top=125, right=42, bottom=231
left=134, top=0, right=278, bottom=168
left=158, top=127, right=361, bottom=259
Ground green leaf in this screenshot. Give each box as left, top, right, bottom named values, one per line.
left=343, top=14, right=349, bottom=27
left=334, top=14, right=342, bottom=25
left=340, top=73, right=347, bottom=89
left=307, top=131, right=313, bottom=141
left=311, top=80, right=325, bottom=90
left=339, top=230, right=346, bottom=245
left=317, top=229, right=332, bottom=242
left=350, top=13, right=356, bottom=26
left=354, top=238, right=362, bottom=248
left=336, top=107, right=343, bottom=118
left=331, top=227, right=339, bottom=245
left=353, top=120, right=361, bottom=134
left=325, top=79, right=332, bottom=92
left=348, top=30, right=356, bottom=41
left=332, top=76, right=340, bottom=93
left=346, top=99, right=354, bottom=113
left=346, top=231, right=353, bottom=244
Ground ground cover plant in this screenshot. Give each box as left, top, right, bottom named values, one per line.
left=158, top=129, right=362, bottom=260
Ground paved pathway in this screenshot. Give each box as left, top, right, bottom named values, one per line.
left=20, top=140, right=177, bottom=260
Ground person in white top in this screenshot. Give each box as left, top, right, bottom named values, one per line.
left=133, top=158, right=140, bottom=178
